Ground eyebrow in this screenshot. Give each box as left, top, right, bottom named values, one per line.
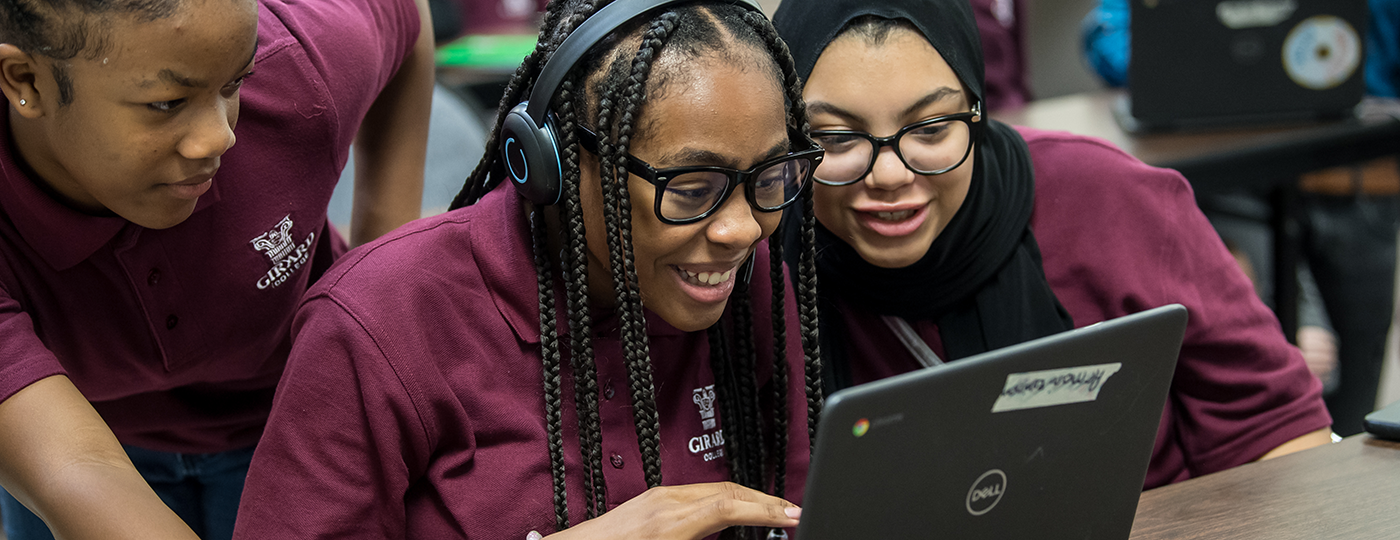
left=145, top=46, right=258, bottom=89
left=158, top=68, right=203, bottom=88
left=655, top=139, right=791, bottom=170
left=807, top=86, right=963, bottom=125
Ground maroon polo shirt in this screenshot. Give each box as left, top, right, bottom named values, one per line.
left=0, top=0, right=420, bottom=453
left=234, top=184, right=813, bottom=538
left=833, top=127, right=1330, bottom=489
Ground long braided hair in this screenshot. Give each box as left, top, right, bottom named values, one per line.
left=450, top=1, right=823, bottom=535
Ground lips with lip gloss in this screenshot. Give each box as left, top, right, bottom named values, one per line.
left=856, top=203, right=929, bottom=237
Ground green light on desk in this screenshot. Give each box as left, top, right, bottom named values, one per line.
left=437, top=33, right=538, bottom=69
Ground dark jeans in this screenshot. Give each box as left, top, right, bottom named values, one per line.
left=0, top=444, right=255, bottom=540
left=1206, top=191, right=1399, bottom=437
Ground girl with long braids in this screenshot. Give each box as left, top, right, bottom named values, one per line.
left=773, top=0, right=1332, bottom=490
left=233, top=0, right=823, bottom=538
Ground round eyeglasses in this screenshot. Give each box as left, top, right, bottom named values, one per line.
left=576, top=125, right=824, bottom=225
left=809, top=103, right=982, bottom=186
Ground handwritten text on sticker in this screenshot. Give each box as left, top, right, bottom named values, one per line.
left=991, top=363, right=1122, bottom=413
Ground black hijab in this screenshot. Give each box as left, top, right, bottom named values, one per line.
left=774, top=0, right=1073, bottom=387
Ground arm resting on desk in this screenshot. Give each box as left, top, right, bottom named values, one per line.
left=1257, top=427, right=1334, bottom=461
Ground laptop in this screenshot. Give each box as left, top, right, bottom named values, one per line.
left=796, top=304, right=1188, bottom=540
left=1121, top=0, right=1368, bottom=132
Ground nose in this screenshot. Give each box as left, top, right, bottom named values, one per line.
left=863, top=145, right=916, bottom=191
left=177, top=98, right=237, bottom=160
left=704, top=189, right=765, bottom=249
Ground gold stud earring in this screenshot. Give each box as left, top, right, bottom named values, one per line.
left=18, top=99, right=25, bottom=106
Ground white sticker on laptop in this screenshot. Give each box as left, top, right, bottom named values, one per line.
left=1282, top=15, right=1361, bottom=90
left=991, top=363, right=1122, bottom=413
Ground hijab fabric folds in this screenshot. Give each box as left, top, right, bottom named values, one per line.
left=773, top=0, right=1073, bottom=377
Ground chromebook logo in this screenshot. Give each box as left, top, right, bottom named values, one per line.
left=852, top=418, right=870, bottom=437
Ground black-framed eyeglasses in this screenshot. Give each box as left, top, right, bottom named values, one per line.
left=809, top=102, right=983, bottom=186
left=576, top=124, right=824, bottom=225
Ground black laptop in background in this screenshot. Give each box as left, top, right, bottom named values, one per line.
left=796, top=305, right=1188, bottom=540
left=1121, top=0, right=1369, bottom=132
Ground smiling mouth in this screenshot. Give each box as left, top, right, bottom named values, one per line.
left=680, top=268, right=733, bottom=287
left=871, top=209, right=917, bottom=221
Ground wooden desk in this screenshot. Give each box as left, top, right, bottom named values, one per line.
left=998, top=90, right=1400, bottom=338
left=1129, top=435, right=1400, bottom=539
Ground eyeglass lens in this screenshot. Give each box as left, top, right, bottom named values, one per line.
left=658, top=157, right=813, bottom=222
left=813, top=118, right=971, bottom=185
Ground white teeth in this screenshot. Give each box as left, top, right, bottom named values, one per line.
left=681, top=269, right=733, bottom=287
left=873, top=210, right=915, bottom=221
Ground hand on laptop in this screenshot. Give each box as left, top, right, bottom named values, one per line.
left=542, top=481, right=800, bottom=539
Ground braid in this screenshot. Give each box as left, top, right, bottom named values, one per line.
left=605, top=12, right=683, bottom=489
left=472, top=0, right=615, bottom=530
left=767, top=239, right=789, bottom=498
left=557, top=74, right=610, bottom=519
left=707, top=326, right=745, bottom=484
left=707, top=310, right=763, bottom=540
left=729, top=281, right=765, bottom=489
left=530, top=206, right=570, bottom=531
left=740, top=10, right=825, bottom=442
left=798, top=189, right=823, bottom=442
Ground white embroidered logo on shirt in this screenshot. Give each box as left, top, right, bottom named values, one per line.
left=693, top=385, right=717, bottom=430
left=689, top=385, right=724, bottom=462
left=250, top=215, right=316, bottom=290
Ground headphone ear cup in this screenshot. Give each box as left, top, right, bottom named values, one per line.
left=500, top=101, right=563, bottom=205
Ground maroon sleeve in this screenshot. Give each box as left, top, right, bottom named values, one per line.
left=0, top=289, right=66, bottom=404
left=260, top=0, right=423, bottom=167
left=233, top=293, right=439, bottom=539
left=1019, top=128, right=1331, bottom=485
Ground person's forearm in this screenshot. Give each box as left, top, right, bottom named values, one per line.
left=0, top=376, right=198, bottom=540
left=1257, top=427, right=1334, bottom=461
left=25, top=460, right=199, bottom=540
left=349, top=156, right=425, bottom=245
left=348, top=0, right=434, bottom=246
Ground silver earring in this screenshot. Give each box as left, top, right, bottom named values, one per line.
left=18, top=99, right=25, bottom=106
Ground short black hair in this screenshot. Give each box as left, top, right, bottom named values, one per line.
left=0, top=0, right=181, bottom=104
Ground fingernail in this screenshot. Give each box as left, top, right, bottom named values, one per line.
left=526, top=531, right=543, bottom=540
left=784, top=506, right=802, bottom=519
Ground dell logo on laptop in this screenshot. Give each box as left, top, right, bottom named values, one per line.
left=965, top=469, right=1007, bottom=516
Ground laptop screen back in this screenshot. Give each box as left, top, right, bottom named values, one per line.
left=1127, top=0, right=1367, bottom=131
left=796, top=305, right=1187, bottom=540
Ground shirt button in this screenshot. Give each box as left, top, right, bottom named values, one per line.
left=604, top=380, right=615, bottom=400
left=166, top=314, right=179, bottom=330
left=147, top=269, right=161, bottom=286
left=610, top=453, right=624, bottom=469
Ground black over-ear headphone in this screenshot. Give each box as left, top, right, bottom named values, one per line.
left=500, top=0, right=764, bottom=205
